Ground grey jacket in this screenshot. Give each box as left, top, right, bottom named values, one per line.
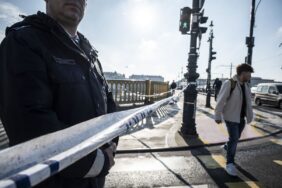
left=215, top=75, right=254, bottom=124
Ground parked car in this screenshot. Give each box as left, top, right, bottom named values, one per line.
left=250, top=86, right=257, bottom=98
left=254, top=83, right=282, bottom=109
left=197, top=85, right=206, bottom=93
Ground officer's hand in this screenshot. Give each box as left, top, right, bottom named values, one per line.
left=103, top=142, right=116, bottom=169
left=215, top=120, right=222, bottom=124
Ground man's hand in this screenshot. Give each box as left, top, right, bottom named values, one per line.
left=103, top=142, right=116, bottom=169
left=215, top=120, right=222, bottom=124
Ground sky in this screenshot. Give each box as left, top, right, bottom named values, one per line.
left=0, top=0, right=281, bottom=82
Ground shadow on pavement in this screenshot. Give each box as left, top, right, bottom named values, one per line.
left=182, top=136, right=259, bottom=188
left=132, top=133, right=191, bottom=186
left=196, top=107, right=215, bottom=119
left=253, top=106, right=282, bottom=118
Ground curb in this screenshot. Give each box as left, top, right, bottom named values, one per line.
left=116, top=128, right=282, bottom=154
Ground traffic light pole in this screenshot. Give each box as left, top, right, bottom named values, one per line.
left=205, top=22, right=214, bottom=108
left=246, top=0, right=256, bottom=66
left=181, top=0, right=200, bottom=136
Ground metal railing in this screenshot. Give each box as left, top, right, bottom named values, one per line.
left=0, top=89, right=183, bottom=188
left=0, top=123, right=8, bottom=150
left=107, top=80, right=170, bottom=105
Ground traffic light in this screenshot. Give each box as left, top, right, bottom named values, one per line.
left=210, top=51, right=216, bottom=61
left=179, top=7, right=192, bottom=34
left=199, top=0, right=206, bottom=10
left=198, top=9, right=208, bottom=34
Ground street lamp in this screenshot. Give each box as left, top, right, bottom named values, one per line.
left=205, top=21, right=216, bottom=108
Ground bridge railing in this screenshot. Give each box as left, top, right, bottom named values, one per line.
left=107, top=80, right=170, bottom=106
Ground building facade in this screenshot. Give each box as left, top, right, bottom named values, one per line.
left=129, top=74, right=164, bottom=82
left=104, top=71, right=126, bottom=80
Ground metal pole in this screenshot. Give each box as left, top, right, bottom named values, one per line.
left=181, top=67, right=184, bottom=80
left=230, top=63, right=233, bottom=78
left=181, top=0, right=200, bottom=136
left=205, top=21, right=214, bottom=108
left=246, top=0, right=256, bottom=65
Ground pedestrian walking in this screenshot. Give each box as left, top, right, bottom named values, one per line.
left=214, top=64, right=254, bottom=176
left=170, top=80, right=177, bottom=95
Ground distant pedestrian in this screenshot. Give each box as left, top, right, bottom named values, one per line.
left=213, top=78, right=222, bottom=101
left=214, top=64, right=254, bottom=177
left=170, top=80, right=177, bottom=95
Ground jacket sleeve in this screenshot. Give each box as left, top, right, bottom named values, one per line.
left=1, top=30, right=65, bottom=144
left=214, top=80, right=231, bottom=121
left=0, top=30, right=109, bottom=178
left=61, top=148, right=110, bottom=178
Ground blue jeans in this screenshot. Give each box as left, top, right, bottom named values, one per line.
left=225, top=119, right=245, bottom=164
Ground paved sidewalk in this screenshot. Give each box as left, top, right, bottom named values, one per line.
left=117, top=92, right=282, bottom=151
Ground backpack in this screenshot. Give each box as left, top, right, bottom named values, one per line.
left=229, top=78, right=237, bottom=97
